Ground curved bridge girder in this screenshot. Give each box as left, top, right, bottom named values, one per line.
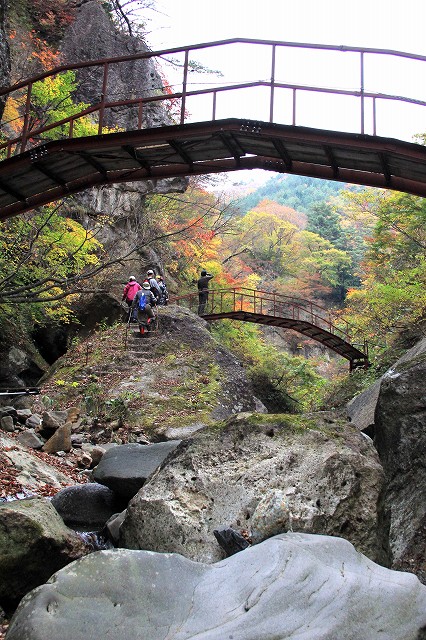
left=204, top=310, right=368, bottom=369
left=2, top=118, right=426, bottom=219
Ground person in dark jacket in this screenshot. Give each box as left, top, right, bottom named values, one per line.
left=146, top=269, right=162, bottom=303
left=156, top=275, right=169, bottom=305
left=197, top=269, right=214, bottom=315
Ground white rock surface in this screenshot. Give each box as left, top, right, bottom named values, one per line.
left=6, top=533, right=426, bottom=640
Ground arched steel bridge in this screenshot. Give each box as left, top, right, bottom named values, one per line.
left=2, top=39, right=426, bottom=219
left=170, top=288, right=369, bottom=370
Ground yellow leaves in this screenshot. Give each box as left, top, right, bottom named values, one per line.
left=2, top=96, right=22, bottom=134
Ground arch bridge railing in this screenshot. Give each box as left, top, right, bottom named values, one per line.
left=1, top=38, right=426, bottom=157
left=170, top=287, right=368, bottom=354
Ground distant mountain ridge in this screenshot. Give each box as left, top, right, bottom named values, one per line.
left=236, top=174, right=356, bottom=215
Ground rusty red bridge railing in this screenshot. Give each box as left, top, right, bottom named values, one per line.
left=170, top=287, right=369, bottom=370
left=2, top=38, right=426, bottom=157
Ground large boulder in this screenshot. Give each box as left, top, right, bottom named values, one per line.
left=51, top=483, right=124, bottom=531
left=5, top=533, right=426, bottom=640
left=120, top=413, right=384, bottom=563
left=0, top=497, right=89, bottom=611
left=93, top=441, right=181, bottom=500
left=374, top=337, right=426, bottom=582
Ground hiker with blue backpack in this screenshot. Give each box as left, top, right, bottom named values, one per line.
left=132, top=281, right=157, bottom=332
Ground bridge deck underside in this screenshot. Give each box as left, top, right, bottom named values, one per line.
left=204, top=310, right=367, bottom=362
left=2, top=118, right=426, bottom=218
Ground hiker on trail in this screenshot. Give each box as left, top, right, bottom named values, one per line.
left=122, top=276, right=142, bottom=306
left=122, top=276, right=142, bottom=320
left=156, top=275, right=169, bottom=306
left=146, top=269, right=162, bottom=303
left=197, top=269, right=214, bottom=315
left=132, top=281, right=157, bottom=325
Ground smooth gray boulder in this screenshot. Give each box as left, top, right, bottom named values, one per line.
left=0, top=497, right=89, bottom=611
left=51, top=483, right=124, bottom=531
left=5, top=533, right=426, bottom=640
left=120, top=413, right=384, bottom=563
left=93, top=441, right=181, bottom=500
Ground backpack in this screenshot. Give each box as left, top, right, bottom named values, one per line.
left=138, top=292, right=147, bottom=310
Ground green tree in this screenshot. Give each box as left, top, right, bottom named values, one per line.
left=0, top=204, right=103, bottom=325
left=344, top=191, right=426, bottom=343
left=29, top=70, right=116, bottom=141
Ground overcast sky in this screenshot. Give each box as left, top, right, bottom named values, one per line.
left=147, top=0, right=426, bottom=54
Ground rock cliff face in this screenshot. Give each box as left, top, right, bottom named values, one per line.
left=347, top=337, right=426, bottom=581
left=0, top=0, right=10, bottom=119
left=60, top=0, right=168, bottom=131
left=374, top=338, right=426, bottom=582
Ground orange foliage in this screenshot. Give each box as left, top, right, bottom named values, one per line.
left=253, top=199, right=307, bottom=229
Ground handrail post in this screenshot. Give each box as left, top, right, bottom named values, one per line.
left=292, top=88, right=296, bottom=126
left=138, top=100, right=143, bottom=129
left=360, top=51, right=365, bottom=134
left=269, top=44, right=276, bottom=123
left=180, top=49, right=189, bottom=125
left=20, top=82, right=33, bottom=153
left=372, top=96, right=376, bottom=136
left=98, top=62, right=109, bottom=135
left=212, top=90, right=217, bottom=121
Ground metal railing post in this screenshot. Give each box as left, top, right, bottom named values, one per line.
left=98, top=63, right=109, bottom=135
left=180, top=49, right=189, bottom=125
left=372, top=96, right=376, bottom=136
left=138, top=101, right=143, bottom=129
left=269, top=44, right=276, bottom=123
left=360, top=51, right=365, bottom=134
left=292, top=88, right=296, bottom=126
left=20, top=82, right=33, bottom=153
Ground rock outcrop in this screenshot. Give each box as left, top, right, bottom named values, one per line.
left=120, top=412, right=384, bottom=563
left=374, top=337, right=426, bottom=582
left=59, top=0, right=187, bottom=227
left=0, top=0, right=9, bottom=120
left=347, top=337, right=426, bottom=581
left=5, top=533, right=426, bottom=640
